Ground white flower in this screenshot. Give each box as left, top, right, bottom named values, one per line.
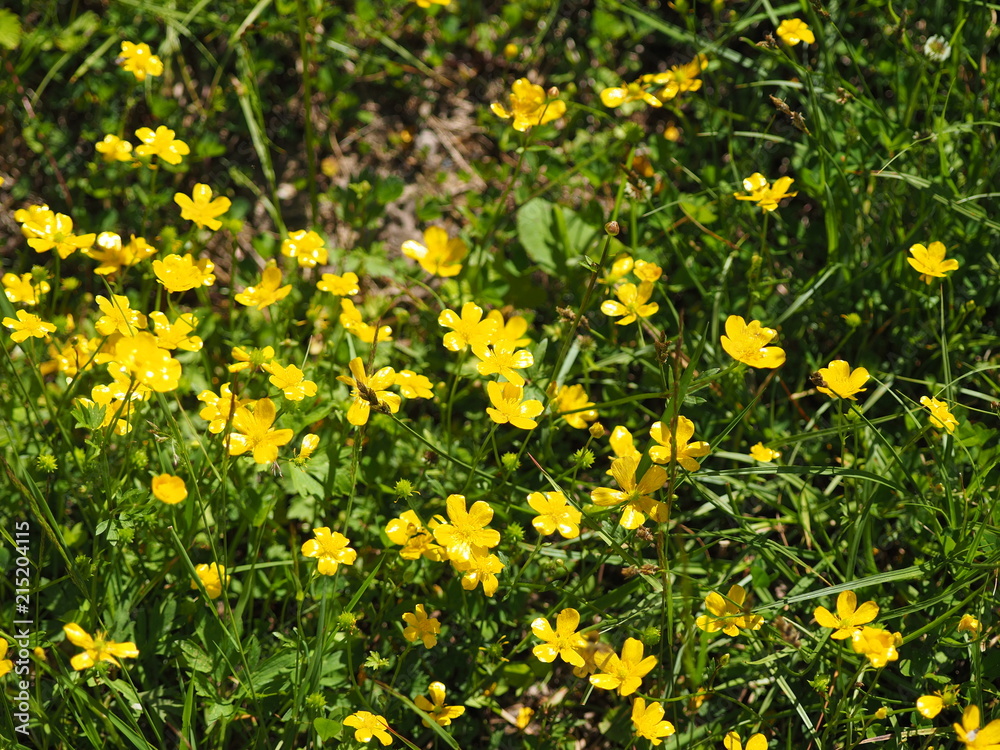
left=923, top=35, right=951, bottom=62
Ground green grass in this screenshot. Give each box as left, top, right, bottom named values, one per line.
left=1, top=0, right=998, bottom=748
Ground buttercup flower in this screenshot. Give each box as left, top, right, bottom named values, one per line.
left=550, top=384, right=598, bottom=429
left=432, top=494, right=500, bottom=563
left=151, top=474, right=187, bottom=504
left=954, top=706, right=1000, bottom=750
left=135, top=126, right=190, bottom=165
left=814, top=360, right=869, bottom=400
left=633, top=259, right=663, bottom=282
left=263, top=361, right=317, bottom=401
left=721, top=315, right=786, bottom=368
left=486, top=309, right=532, bottom=348
left=414, top=682, right=465, bottom=727
left=0, top=639, right=13, bottom=678
left=395, top=370, right=434, bottom=399
left=695, top=584, right=764, bottom=636
left=412, top=0, right=450, bottom=6
left=227, top=397, right=294, bottom=464
left=63, top=623, right=139, bottom=670
left=650, top=54, right=708, bottom=100
left=600, top=79, right=667, bottom=109
left=87, top=233, right=157, bottom=275
left=235, top=263, right=292, bottom=310
left=452, top=550, right=504, bottom=597
left=336, top=356, right=400, bottom=426
left=850, top=626, right=901, bottom=668
left=113, top=332, right=183, bottom=392
left=750, top=443, right=781, bottom=462
left=734, top=173, right=797, bottom=212
left=153, top=254, right=216, bottom=292
left=296, top=433, right=320, bottom=461
left=95, top=294, right=147, bottom=337
left=95, top=134, right=134, bottom=162
left=958, top=614, right=981, bottom=634
left=776, top=19, right=815, bottom=45
left=527, top=491, right=582, bottom=539
left=589, top=637, right=657, bottom=696
left=3, top=310, right=56, bottom=343
left=343, top=711, right=392, bottom=745
left=920, top=396, right=959, bottom=434
left=402, top=604, right=441, bottom=648
left=725, top=732, right=768, bottom=750
left=473, top=340, right=533, bottom=386
left=907, top=241, right=959, bottom=284
left=591, top=455, right=668, bottom=530
left=601, top=282, right=658, bottom=325
left=649, top=416, right=711, bottom=471
left=608, top=425, right=642, bottom=470
left=339, top=299, right=393, bottom=344
left=386, top=511, right=446, bottom=561
left=191, top=563, right=229, bottom=599
left=531, top=608, right=587, bottom=667
left=197, top=383, right=249, bottom=433
left=438, top=302, right=497, bottom=352
left=15, top=204, right=55, bottom=238
left=632, top=698, right=676, bottom=745
left=301, top=527, right=357, bottom=575
left=149, top=311, right=202, bottom=351
left=918, top=685, right=959, bottom=719
left=118, top=41, right=163, bottom=80
left=401, top=226, right=468, bottom=277
left=486, top=381, right=543, bottom=429
left=317, top=271, right=360, bottom=296
left=3, top=272, right=49, bottom=305
left=281, top=229, right=328, bottom=268
left=25, top=211, right=95, bottom=258
left=602, top=254, right=634, bottom=285
left=814, top=591, right=879, bottom=639
left=491, top=78, right=567, bottom=131
left=174, top=184, right=231, bottom=231
left=229, top=345, right=274, bottom=373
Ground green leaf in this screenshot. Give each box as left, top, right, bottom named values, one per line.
left=313, top=717, right=341, bottom=742
left=0, top=9, right=22, bottom=50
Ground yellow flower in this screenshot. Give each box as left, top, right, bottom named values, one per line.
left=15, top=203, right=55, bottom=238
left=118, top=41, right=163, bottom=81
left=908, top=241, right=959, bottom=284
left=95, top=134, right=134, bottom=162
left=918, top=685, right=959, bottom=719
left=725, top=732, right=768, bottom=750
left=263, top=361, right=317, bottom=401
left=608, top=425, right=641, bottom=471
left=850, top=626, right=901, bottom=668
left=550, top=384, right=598, bottom=429
left=339, top=299, right=393, bottom=343
left=600, top=281, right=658, bottom=325
left=591, top=455, right=668, bottom=530
left=515, top=707, right=534, bottom=729
left=336, top=356, right=400, bottom=426
left=114, top=332, right=183, bottom=392
left=134, top=126, right=190, bottom=165
left=485, top=381, right=543, bottom=429
left=3, top=271, right=49, bottom=305
left=301, top=527, right=357, bottom=575
left=589, top=637, right=657, bottom=696
left=395, top=370, right=434, bottom=399
left=62, top=623, right=138, bottom=670
left=153, top=253, right=216, bottom=292
left=490, top=78, right=567, bottom=131
left=530, top=608, right=588, bottom=667
left=343, top=711, right=392, bottom=745
left=281, top=229, right=328, bottom=268
left=954, top=706, right=1000, bottom=750
left=174, top=184, right=231, bottom=231
left=733, top=173, right=798, bottom=212
left=750, top=443, right=781, bottom=462
left=227, top=397, right=294, bottom=464
left=649, top=416, right=711, bottom=471
left=296, top=433, right=320, bottom=461
left=602, top=254, right=634, bottom=284
left=414, top=682, right=465, bottom=727
left=317, top=271, right=359, bottom=296
left=473, top=340, right=533, bottom=386
left=438, top=302, right=498, bottom=352
left=401, top=226, right=468, bottom=277
left=191, top=563, right=229, bottom=599
left=197, top=383, right=249, bottom=433
left=720, top=315, right=786, bottom=368
left=776, top=19, right=815, bottom=45
left=958, top=614, right=981, bottom=634
left=235, top=263, right=292, bottom=310
left=453, top=550, right=504, bottom=597
left=386, top=511, right=446, bottom=561
left=527, top=491, right=581, bottom=539
left=151, top=474, right=187, bottom=504
left=814, top=360, right=870, bottom=400
left=632, top=698, right=676, bottom=746
left=0, top=639, right=13, bottom=678
left=402, top=604, right=440, bottom=648
left=814, top=590, right=879, bottom=640
left=485, top=309, right=532, bottom=348
left=25, top=211, right=95, bottom=259
left=695, top=584, right=763, bottom=636
left=86, top=233, right=157, bottom=275
left=920, top=395, right=959, bottom=434
left=432, top=494, right=500, bottom=563
left=646, top=55, right=708, bottom=101
left=633, top=259, right=663, bottom=282
left=412, top=0, right=450, bottom=6
left=600, top=80, right=666, bottom=109
left=229, top=344, right=274, bottom=373
left=95, top=294, right=147, bottom=337
left=3, top=310, right=56, bottom=343
left=149, top=311, right=202, bottom=351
